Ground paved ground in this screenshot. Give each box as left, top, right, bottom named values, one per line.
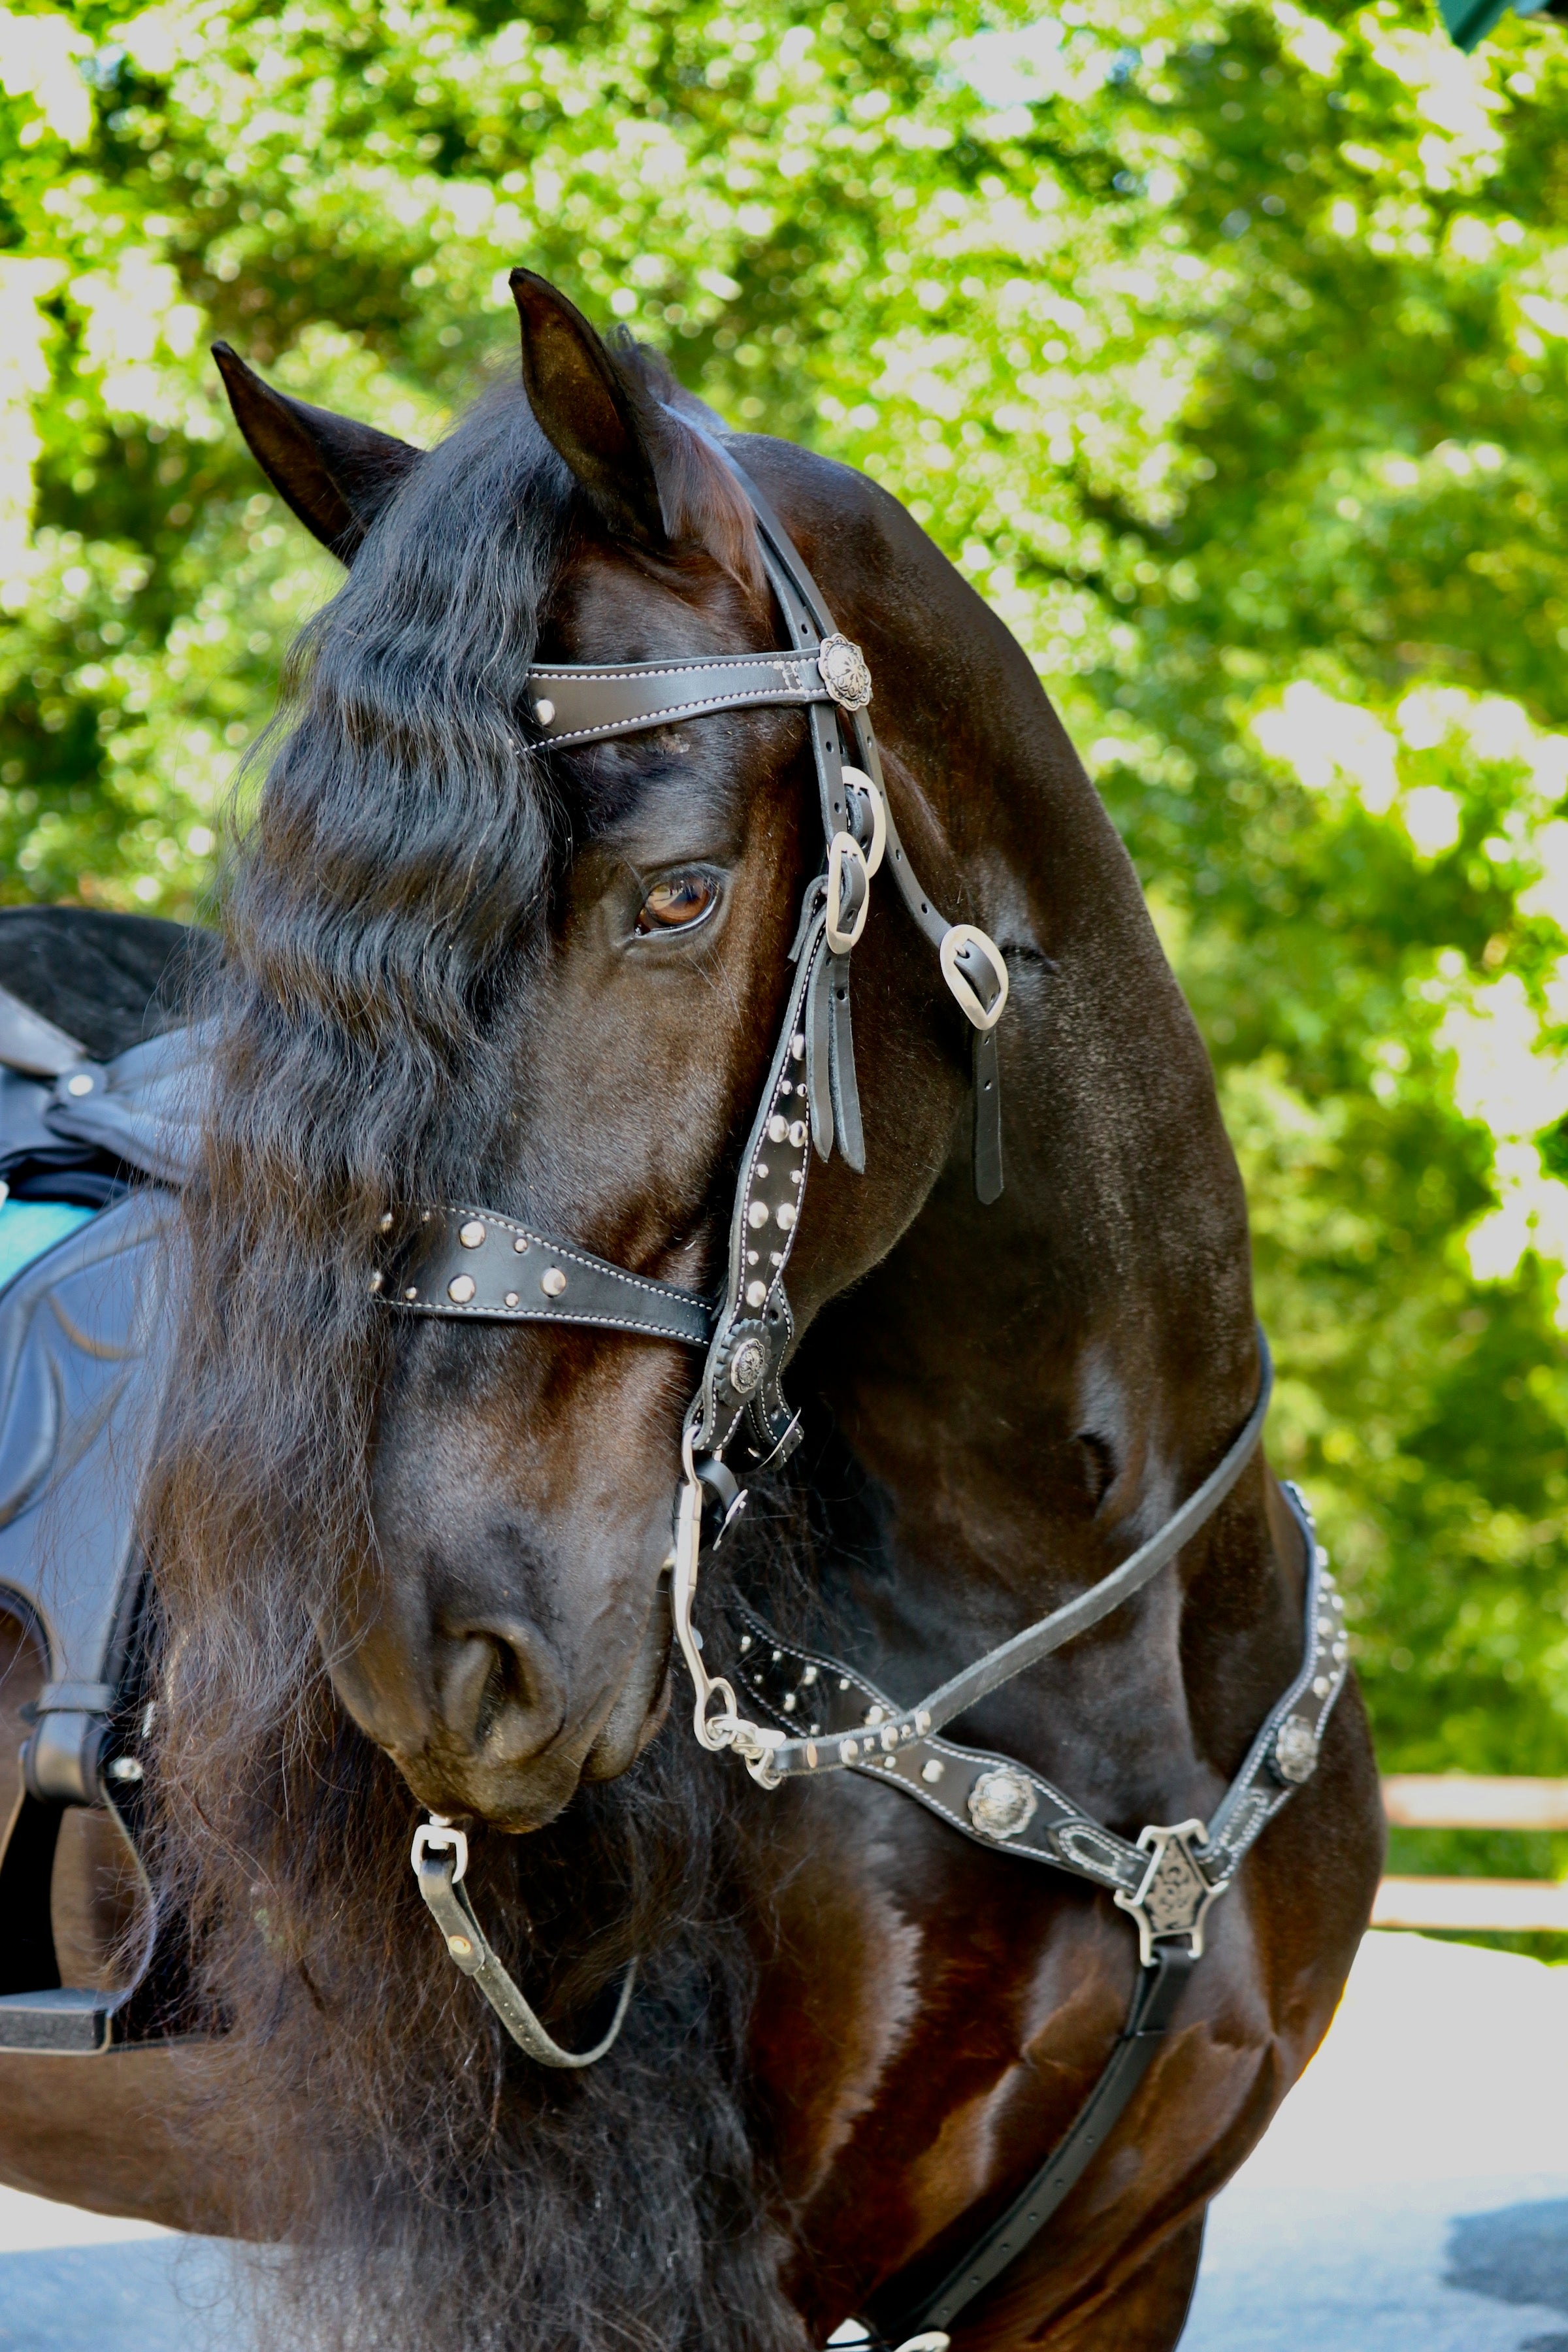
left=1, top=1930, right=1563, bottom=2351
left=1182, top=1931, right=1568, bottom=2349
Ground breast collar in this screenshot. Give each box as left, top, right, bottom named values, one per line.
left=385, top=455, right=1351, bottom=2239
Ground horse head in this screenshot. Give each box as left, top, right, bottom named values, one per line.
left=206, top=274, right=972, bottom=1833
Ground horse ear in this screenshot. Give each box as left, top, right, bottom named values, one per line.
left=509, top=269, right=667, bottom=549
left=211, top=342, right=423, bottom=563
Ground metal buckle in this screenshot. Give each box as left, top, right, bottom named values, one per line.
left=939, top=924, right=1009, bottom=1032
left=825, top=832, right=870, bottom=954
left=841, top=766, right=886, bottom=876
left=1113, top=1818, right=1228, bottom=1965
left=411, top=1814, right=470, bottom=1885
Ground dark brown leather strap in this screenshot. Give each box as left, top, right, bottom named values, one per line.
left=972, top=1029, right=1003, bottom=1207
left=869, top=1946, right=1196, bottom=2345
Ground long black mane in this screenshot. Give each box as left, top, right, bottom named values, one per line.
left=145, top=359, right=804, bottom=2352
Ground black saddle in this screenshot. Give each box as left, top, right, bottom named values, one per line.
left=0, top=1000, right=204, bottom=2053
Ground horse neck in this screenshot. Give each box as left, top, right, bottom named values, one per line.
left=800, top=593, right=1273, bottom=1788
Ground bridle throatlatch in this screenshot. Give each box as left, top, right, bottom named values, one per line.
left=381, top=455, right=1351, bottom=2344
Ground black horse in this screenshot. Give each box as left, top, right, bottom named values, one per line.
left=0, top=274, right=1382, bottom=2352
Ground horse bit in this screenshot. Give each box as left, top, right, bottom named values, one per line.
left=384, top=453, right=1350, bottom=2344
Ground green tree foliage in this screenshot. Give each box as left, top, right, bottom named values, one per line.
left=6, top=0, right=1568, bottom=1852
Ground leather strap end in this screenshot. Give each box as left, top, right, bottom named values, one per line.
left=826, top=952, right=865, bottom=1175
left=972, top=1028, right=1002, bottom=1205
left=806, top=947, right=836, bottom=1162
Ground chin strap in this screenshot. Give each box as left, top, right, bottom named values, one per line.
left=411, top=1818, right=636, bottom=2068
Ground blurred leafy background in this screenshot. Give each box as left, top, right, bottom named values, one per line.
left=5, top=0, right=1568, bottom=1901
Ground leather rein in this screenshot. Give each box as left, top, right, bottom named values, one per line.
left=382, top=456, right=1350, bottom=2345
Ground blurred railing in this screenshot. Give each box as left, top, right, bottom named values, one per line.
left=1375, top=1777, right=1568, bottom=1931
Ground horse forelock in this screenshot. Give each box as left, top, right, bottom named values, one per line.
left=142, top=366, right=804, bottom=2352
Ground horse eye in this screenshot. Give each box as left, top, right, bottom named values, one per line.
left=636, top=873, right=717, bottom=934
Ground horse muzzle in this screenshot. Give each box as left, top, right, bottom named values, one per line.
left=323, top=1563, right=675, bottom=1831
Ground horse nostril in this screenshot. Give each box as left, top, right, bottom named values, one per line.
left=436, top=1624, right=568, bottom=1766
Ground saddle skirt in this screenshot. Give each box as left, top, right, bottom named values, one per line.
left=0, top=1021, right=201, bottom=2052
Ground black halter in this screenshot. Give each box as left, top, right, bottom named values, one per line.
left=389, top=456, right=1349, bottom=2346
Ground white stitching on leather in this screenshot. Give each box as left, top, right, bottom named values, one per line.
left=411, top=1204, right=719, bottom=1335
left=531, top=655, right=812, bottom=681
left=398, top=1303, right=702, bottom=1338
left=542, top=683, right=826, bottom=747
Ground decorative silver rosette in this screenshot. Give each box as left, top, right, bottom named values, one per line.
left=727, top=1334, right=767, bottom=1397
left=817, top=632, right=873, bottom=712
left=967, top=1767, right=1037, bottom=1838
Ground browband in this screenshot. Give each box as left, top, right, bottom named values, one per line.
left=529, top=638, right=871, bottom=747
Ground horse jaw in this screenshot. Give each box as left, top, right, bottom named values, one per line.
left=582, top=1578, right=674, bottom=1780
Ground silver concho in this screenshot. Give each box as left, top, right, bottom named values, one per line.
left=727, top=1335, right=768, bottom=1397
left=1273, top=1716, right=1320, bottom=1786
left=967, top=1767, right=1037, bottom=1839
left=817, top=632, right=873, bottom=713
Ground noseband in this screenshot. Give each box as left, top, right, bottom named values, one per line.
left=385, top=455, right=1349, bottom=2345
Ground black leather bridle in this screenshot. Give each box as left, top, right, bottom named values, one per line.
left=385, top=455, right=1349, bottom=2347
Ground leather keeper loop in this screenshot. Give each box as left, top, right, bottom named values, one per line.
left=972, top=1028, right=1002, bottom=1207
left=841, top=768, right=886, bottom=876
left=825, top=832, right=870, bottom=955
left=826, top=950, right=864, bottom=1175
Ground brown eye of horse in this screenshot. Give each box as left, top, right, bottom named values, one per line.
left=636, top=874, right=716, bottom=934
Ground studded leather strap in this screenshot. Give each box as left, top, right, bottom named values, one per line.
left=389, top=1206, right=714, bottom=1346
left=723, top=1483, right=1349, bottom=1919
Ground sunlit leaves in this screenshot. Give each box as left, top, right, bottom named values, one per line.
left=6, top=0, right=1568, bottom=1793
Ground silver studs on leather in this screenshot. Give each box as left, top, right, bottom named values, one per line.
left=1273, top=1717, right=1320, bottom=1784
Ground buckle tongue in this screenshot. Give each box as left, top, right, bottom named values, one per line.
left=1113, top=1818, right=1228, bottom=1965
